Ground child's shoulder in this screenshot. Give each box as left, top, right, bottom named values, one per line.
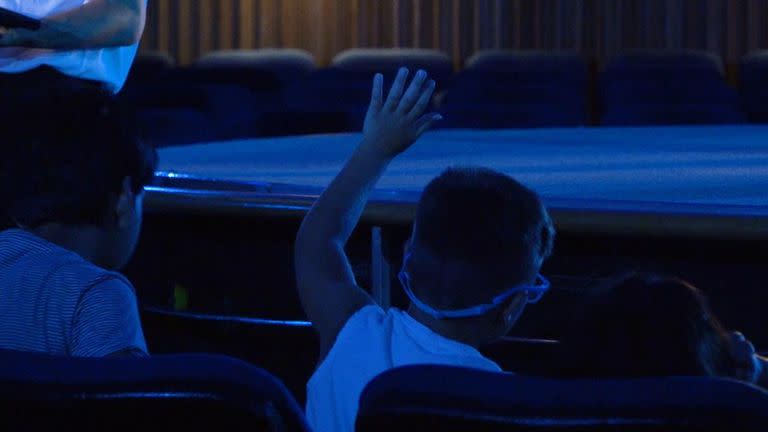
left=54, top=257, right=132, bottom=293
left=0, top=229, right=121, bottom=289
left=28, top=244, right=134, bottom=296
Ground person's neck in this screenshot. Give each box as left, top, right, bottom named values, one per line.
left=406, top=304, right=484, bottom=348
left=30, top=223, right=109, bottom=268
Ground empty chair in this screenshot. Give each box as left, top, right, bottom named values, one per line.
left=260, top=68, right=371, bottom=136
left=122, top=51, right=176, bottom=91
left=739, top=51, right=768, bottom=122
left=194, top=49, right=316, bottom=91
left=120, top=51, right=225, bottom=147
left=120, top=80, right=222, bottom=147
left=189, top=48, right=316, bottom=112
left=165, top=49, right=318, bottom=140
left=439, top=51, right=588, bottom=128
left=128, top=49, right=315, bottom=146
left=600, top=50, right=745, bottom=125
left=120, top=51, right=204, bottom=147
left=357, top=365, right=768, bottom=431
left=0, top=350, right=309, bottom=431
left=262, top=49, right=452, bottom=136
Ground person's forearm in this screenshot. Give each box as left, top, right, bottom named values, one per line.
left=297, top=141, right=392, bottom=251
left=17, top=0, right=144, bottom=49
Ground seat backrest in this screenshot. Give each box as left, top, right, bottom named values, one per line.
left=600, top=50, right=744, bottom=125
left=133, top=51, right=176, bottom=70
left=332, top=48, right=453, bottom=84
left=439, top=51, right=588, bottom=128
left=194, top=49, right=316, bottom=88
left=740, top=50, right=768, bottom=122
left=357, top=365, right=768, bottom=432
left=444, top=53, right=586, bottom=104
left=0, top=350, right=309, bottom=432
left=604, top=50, right=724, bottom=75
left=601, top=50, right=728, bottom=102
left=123, top=51, right=177, bottom=90
left=465, top=50, right=584, bottom=72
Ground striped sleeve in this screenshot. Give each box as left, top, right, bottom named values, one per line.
left=69, top=276, right=148, bottom=357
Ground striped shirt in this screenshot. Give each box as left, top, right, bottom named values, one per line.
left=0, top=229, right=147, bottom=357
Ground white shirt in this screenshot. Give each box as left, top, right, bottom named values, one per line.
left=0, top=0, right=141, bottom=93
left=306, top=305, right=501, bottom=432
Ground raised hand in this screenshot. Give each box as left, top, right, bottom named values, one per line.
left=362, top=67, right=441, bottom=159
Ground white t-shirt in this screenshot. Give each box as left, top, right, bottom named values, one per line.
left=306, top=305, right=501, bottom=432
left=0, top=0, right=142, bottom=93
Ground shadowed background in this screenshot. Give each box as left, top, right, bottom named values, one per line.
left=141, top=0, right=768, bottom=80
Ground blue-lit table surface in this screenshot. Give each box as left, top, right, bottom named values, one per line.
left=149, top=125, right=768, bottom=238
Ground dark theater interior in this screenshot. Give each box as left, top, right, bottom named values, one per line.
left=1, top=1, right=768, bottom=431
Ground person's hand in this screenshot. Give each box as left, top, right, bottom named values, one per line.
left=730, top=331, right=763, bottom=383
left=361, top=67, right=441, bottom=159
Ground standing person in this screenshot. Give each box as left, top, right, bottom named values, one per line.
left=295, top=68, right=555, bottom=431
left=0, top=0, right=147, bottom=93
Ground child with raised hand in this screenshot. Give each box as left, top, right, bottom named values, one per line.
left=296, top=68, right=555, bottom=432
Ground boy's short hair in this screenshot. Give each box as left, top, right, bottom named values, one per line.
left=409, top=167, right=554, bottom=307
left=0, top=84, right=157, bottom=228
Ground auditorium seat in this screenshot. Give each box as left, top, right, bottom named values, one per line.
left=0, top=350, right=310, bottom=432
left=259, top=68, right=370, bottom=135
left=121, top=52, right=210, bottom=147
left=121, top=81, right=222, bottom=147
left=261, top=49, right=452, bottom=136
left=357, top=365, right=768, bottom=431
left=600, top=50, right=746, bottom=125
left=739, top=51, right=768, bottom=123
left=148, top=49, right=316, bottom=141
left=439, top=51, right=588, bottom=128
left=193, top=48, right=316, bottom=91
left=123, top=51, right=176, bottom=90
left=190, top=49, right=316, bottom=112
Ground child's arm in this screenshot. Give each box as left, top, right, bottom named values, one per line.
left=295, top=68, right=439, bottom=358
left=0, top=0, right=146, bottom=49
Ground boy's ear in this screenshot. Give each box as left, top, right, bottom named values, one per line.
left=114, top=176, right=135, bottom=228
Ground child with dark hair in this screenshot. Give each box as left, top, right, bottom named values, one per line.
left=0, top=85, right=156, bottom=357
left=559, top=274, right=767, bottom=387
left=296, top=68, right=555, bottom=432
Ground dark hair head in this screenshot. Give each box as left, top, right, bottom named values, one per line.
left=560, top=274, right=736, bottom=378
left=0, top=84, right=157, bottom=228
left=408, top=167, right=554, bottom=308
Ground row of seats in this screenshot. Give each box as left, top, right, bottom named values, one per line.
left=3, top=350, right=766, bottom=431
left=122, top=48, right=768, bottom=146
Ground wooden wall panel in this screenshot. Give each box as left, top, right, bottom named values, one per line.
left=140, top=0, right=768, bottom=70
